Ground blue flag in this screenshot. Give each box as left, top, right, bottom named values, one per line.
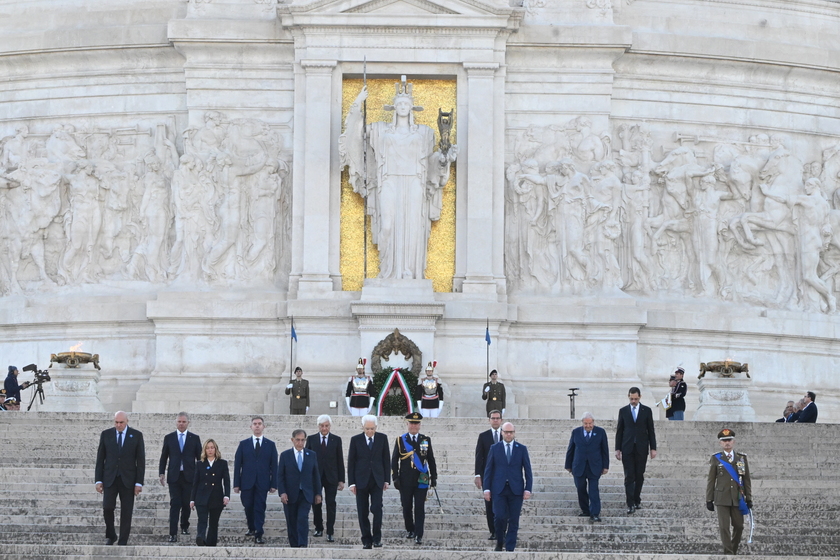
left=291, top=324, right=297, bottom=342
left=485, top=326, right=491, bottom=346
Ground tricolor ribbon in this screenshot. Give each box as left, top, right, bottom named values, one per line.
left=375, top=367, right=414, bottom=416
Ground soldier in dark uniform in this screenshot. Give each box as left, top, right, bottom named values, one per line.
left=414, top=361, right=444, bottom=418
left=482, top=370, right=506, bottom=416
left=285, top=367, right=309, bottom=415
left=668, top=367, right=688, bottom=420
left=706, top=428, right=753, bottom=555
left=346, top=358, right=374, bottom=416
left=391, top=411, right=437, bottom=546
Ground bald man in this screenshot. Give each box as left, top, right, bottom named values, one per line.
left=95, top=411, right=146, bottom=545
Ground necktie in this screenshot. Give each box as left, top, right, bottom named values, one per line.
left=494, top=430, right=499, bottom=444
left=117, top=431, right=123, bottom=448
left=255, top=438, right=261, bottom=454
left=322, top=436, right=327, bottom=450
left=297, top=451, right=303, bottom=471
left=368, top=437, right=373, bottom=450
left=412, top=435, right=417, bottom=445
left=506, top=443, right=511, bottom=463
left=586, top=431, right=591, bottom=441
left=179, top=432, right=185, bottom=452
left=632, top=406, right=638, bottom=422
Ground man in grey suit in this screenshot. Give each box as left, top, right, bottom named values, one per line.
left=95, top=411, right=145, bottom=546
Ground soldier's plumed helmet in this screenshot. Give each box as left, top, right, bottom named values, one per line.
left=717, top=428, right=735, bottom=440
left=405, top=412, right=423, bottom=423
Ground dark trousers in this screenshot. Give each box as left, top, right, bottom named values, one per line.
left=484, top=495, right=495, bottom=534
left=717, top=505, right=745, bottom=555
left=168, top=472, right=192, bottom=535
left=103, top=476, right=135, bottom=545
left=399, top=483, right=428, bottom=538
left=573, top=464, right=601, bottom=516
left=240, top=487, right=268, bottom=536
left=312, top=480, right=338, bottom=534
left=621, top=445, right=649, bottom=506
left=492, top=485, right=524, bottom=552
left=354, top=477, right=383, bottom=545
left=284, top=492, right=312, bottom=547
left=195, top=505, right=223, bottom=546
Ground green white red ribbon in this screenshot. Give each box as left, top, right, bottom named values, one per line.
left=376, top=367, right=414, bottom=416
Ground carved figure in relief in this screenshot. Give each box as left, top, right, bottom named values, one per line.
left=245, top=160, right=286, bottom=277
left=569, top=117, right=610, bottom=164
left=128, top=155, right=171, bottom=282
left=506, top=159, right=556, bottom=288
left=622, top=169, right=653, bottom=291
left=96, top=161, right=135, bottom=267
left=1, top=126, right=31, bottom=170
left=548, top=159, right=592, bottom=289
left=822, top=144, right=840, bottom=207
left=588, top=160, right=623, bottom=290
left=340, top=80, right=457, bottom=280
left=691, top=174, right=734, bottom=297
left=46, top=125, right=86, bottom=164
left=59, top=160, right=103, bottom=284
left=170, top=154, right=214, bottom=282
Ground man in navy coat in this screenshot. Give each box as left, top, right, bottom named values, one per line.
left=347, top=414, right=390, bottom=549
left=158, top=412, right=202, bottom=542
left=278, top=429, right=322, bottom=548
left=796, top=391, right=818, bottom=423
left=305, top=414, right=345, bottom=541
left=565, top=412, right=610, bottom=521
left=483, top=421, right=533, bottom=552
left=233, top=416, right=278, bottom=544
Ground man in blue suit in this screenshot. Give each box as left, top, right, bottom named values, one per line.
left=158, top=412, right=202, bottom=542
left=796, top=391, right=818, bottom=423
left=483, top=421, right=533, bottom=552
left=233, top=417, right=278, bottom=544
left=565, top=412, right=609, bottom=522
left=278, top=429, right=322, bottom=548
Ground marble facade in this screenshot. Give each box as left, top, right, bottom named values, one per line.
left=1, top=0, right=838, bottom=421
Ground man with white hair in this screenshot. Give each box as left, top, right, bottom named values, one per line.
left=565, top=413, right=609, bottom=522
left=305, top=414, right=345, bottom=542
left=347, top=414, right=391, bottom=549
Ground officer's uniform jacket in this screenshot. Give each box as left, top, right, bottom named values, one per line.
left=285, top=378, right=310, bottom=412
left=482, top=381, right=506, bottom=412
left=391, top=433, right=438, bottom=488
left=706, top=451, right=752, bottom=506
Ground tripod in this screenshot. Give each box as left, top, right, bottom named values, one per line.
left=27, top=382, right=46, bottom=411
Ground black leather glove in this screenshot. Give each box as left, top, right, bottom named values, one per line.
left=706, top=501, right=715, bottom=512
left=746, top=501, right=753, bottom=510
left=430, top=478, right=437, bottom=488
left=393, top=479, right=401, bottom=490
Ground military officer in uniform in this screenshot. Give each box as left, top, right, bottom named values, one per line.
left=346, top=358, right=375, bottom=417
left=415, top=362, right=444, bottom=418
left=706, top=428, right=752, bottom=555
left=482, top=370, right=506, bottom=416
left=285, top=367, right=309, bottom=415
left=391, top=412, right=437, bottom=546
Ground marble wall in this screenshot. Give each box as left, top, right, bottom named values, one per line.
left=1, top=0, right=838, bottom=420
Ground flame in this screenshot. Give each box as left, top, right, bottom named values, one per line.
left=70, top=342, right=84, bottom=352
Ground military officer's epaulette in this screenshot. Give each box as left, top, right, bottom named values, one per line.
left=737, top=452, right=748, bottom=457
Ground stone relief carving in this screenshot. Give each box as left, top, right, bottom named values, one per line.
left=0, top=112, right=290, bottom=295
left=370, top=328, right=423, bottom=378
left=506, top=119, right=840, bottom=314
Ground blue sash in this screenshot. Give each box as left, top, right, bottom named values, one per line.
left=402, top=434, right=429, bottom=489
left=715, top=453, right=749, bottom=515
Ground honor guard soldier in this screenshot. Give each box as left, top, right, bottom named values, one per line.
left=285, top=367, right=309, bottom=415
left=482, top=370, right=506, bottom=416
left=706, top=428, right=753, bottom=556
left=346, top=358, right=375, bottom=417
left=392, top=412, right=437, bottom=546
left=415, top=361, right=444, bottom=418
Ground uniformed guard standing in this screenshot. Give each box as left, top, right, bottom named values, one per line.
left=706, top=428, right=753, bottom=555
left=346, top=358, right=375, bottom=417
left=285, top=367, right=309, bottom=415
left=415, top=362, right=444, bottom=418
left=391, top=412, right=437, bottom=546
left=482, top=370, right=506, bottom=416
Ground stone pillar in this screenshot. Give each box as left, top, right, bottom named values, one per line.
left=39, top=365, right=105, bottom=412
left=297, top=60, right=338, bottom=296
left=461, top=62, right=500, bottom=297
left=695, top=375, right=756, bottom=422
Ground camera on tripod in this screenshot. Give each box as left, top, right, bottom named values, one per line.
left=22, top=363, right=52, bottom=411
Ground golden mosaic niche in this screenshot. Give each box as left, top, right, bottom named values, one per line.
left=340, top=77, right=457, bottom=292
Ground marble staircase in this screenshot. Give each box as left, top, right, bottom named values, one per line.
left=0, top=413, right=837, bottom=560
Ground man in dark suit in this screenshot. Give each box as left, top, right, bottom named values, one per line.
left=797, top=391, right=818, bottom=423
left=392, top=411, right=437, bottom=546
left=233, top=416, right=278, bottom=544
left=278, top=429, right=322, bottom=548
left=776, top=401, right=796, bottom=422
left=158, top=412, right=202, bottom=542
left=565, top=412, right=609, bottom=521
left=347, top=414, right=390, bottom=549
left=306, top=414, right=345, bottom=542
left=474, top=409, right=503, bottom=540
left=483, top=421, right=533, bottom=552
left=94, top=411, right=145, bottom=546
left=615, top=387, right=657, bottom=514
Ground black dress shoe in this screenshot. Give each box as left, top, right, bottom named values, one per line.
left=314, top=530, right=324, bottom=537
left=181, top=529, right=190, bottom=535
left=363, top=543, right=373, bottom=549
left=373, top=541, right=383, bottom=548
left=196, top=536, right=205, bottom=546
left=488, top=533, right=496, bottom=540
left=634, top=502, right=642, bottom=509
left=578, top=512, right=590, bottom=517
left=406, top=531, right=415, bottom=538
left=168, top=535, right=177, bottom=543
left=590, top=516, right=602, bottom=522
left=415, top=536, right=422, bottom=545
left=105, top=538, right=115, bottom=546
left=246, top=530, right=255, bottom=537
left=326, top=534, right=334, bottom=542
left=255, top=536, right=266, bottom=544
left=627, top=505, right=635, bottom=514
left=494, top=544, right=503, bottom=551
left=117, top=542, right=127, bottom=546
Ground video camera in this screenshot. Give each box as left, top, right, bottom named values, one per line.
left=23, top=363, right=51, bottom=384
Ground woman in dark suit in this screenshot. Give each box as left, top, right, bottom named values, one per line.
left=190, top=439, right=230, bottom=546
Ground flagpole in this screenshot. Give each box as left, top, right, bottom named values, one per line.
left=362, top=56, right=368, bottom=281
left=485, top=318, right=490, bottom=383
left=289, top=316, right=295, bottom=382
